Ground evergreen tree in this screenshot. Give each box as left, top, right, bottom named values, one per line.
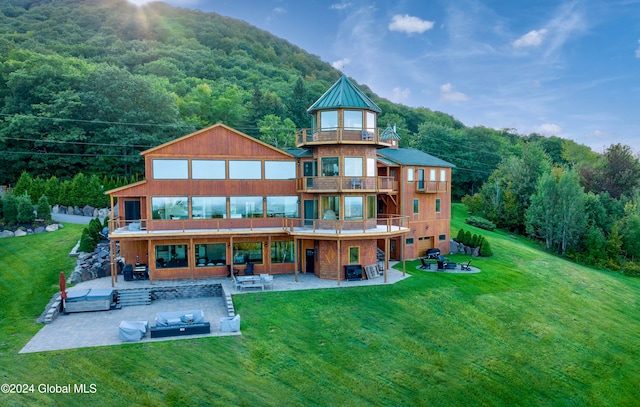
left=479, top=238, right=493, bottom=257
left=3, top=191, right=18, bottom=224
left=16, top=194, right=35, bottom=224
left=456, top=228, right=466, bottom=243
left=37, top=195, right=52, bottom=221
left=13, top=172, right=33, bottom=197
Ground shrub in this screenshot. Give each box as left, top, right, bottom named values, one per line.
left=78, top=228, right=96, bottom=252
left=16, top=194, right=35, bottom=224
left=621, top=261, right=640, bottom=277
left=37, top=195, right=52, bottom=221
left=456, top=228, right=466, bottom=243
left=465, top=216, right=496, bottom=231
left=480, top=238, right=493, bottom=257
left=3, top=191, right=18, bottom=224
left=88, top=218, right=102, bottom=245
left=463, top=230, right=472, bottom=247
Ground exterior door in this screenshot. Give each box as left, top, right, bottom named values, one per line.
left=124, top=200, right=141, bottom=221
left=305, top=249, right=315, bottom=274
left=303, top=161, right=317, bottom=188
left=304, top=199, right=317, bottom=226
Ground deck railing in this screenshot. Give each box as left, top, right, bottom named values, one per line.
left=296, top=128, right=394, bottom=147
left=297, top=176, right=397, bottom=193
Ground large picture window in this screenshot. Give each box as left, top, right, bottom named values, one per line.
left=192, top=197, right=226, bottom=219
left=152, top=197, right=188, bottom=220
left=265, top=161, right=296, bottom=179
left=194, top=243, right=226, bottom=266
left=320, top=110, right=338, bottom=131
left=344, top=196, right=363, bottom=220
left=321, top=196, right=340, bottom=220
left=366, top=111, right=376, bottom=135
left=344, top=110, right=363, bottom=130
left=266, top=196, right=298, bottom=218
left=344, top=157, right=363, bottom=177
left=230, top=196, right=263, bottom=218
left=367, top=158, right=376, bottom=177
left=271, top=240, right=294, bottom=264
left=229, top=160, right=261, bottom=179
left=232, top=242, right=263, bottom=265
left=155, top=244, right=188, bottom=268
left=152, top=159, right=188, bottom=179
left=192, top=160, right=225, bottom=179
left=321, top=157, right=339, bottom=177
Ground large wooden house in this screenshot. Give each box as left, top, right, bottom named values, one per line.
left=106, top=76, right=454, bottom=284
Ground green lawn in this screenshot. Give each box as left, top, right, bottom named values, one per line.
left=1, top=208, right=640, bottom=406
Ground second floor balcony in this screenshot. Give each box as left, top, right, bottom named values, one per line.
left=297, top=176, right=397, bottom=193
left=416, top=181, right=448, bottom=194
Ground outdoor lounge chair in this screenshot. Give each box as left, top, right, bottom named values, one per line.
left=418, top=258, right=431, bottom=270
left=461, top=260, right=472, bottom=271
left=245, top=262, right=254, bottom=275
left=260, top=274, right=274, bottom=289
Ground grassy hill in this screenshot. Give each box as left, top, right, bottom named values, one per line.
left=1, top=208, right=640, bottom=406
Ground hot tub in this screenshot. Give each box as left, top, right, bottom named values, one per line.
left=64, top=288, right=114, bottom=313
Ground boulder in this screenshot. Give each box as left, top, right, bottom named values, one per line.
left=14, top=229, right=27, bottom=237
left=73, top=206, right=83, bottom=216
left=98, top=208, right=110, bottom=218
left=0, top=230, right=15, bottom=238
left=83, top=205, right=95, bottom=217
left=59, top=205, right=67, bottom=214
left=34, top=226, right=46, bottom=234
left=51, top=204, right=60, bottom=214
left=472, top=247, right=481, bottom=257
left=45, top=224, right=59, bottom=232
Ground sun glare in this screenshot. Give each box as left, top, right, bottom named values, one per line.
left=127, top=0, right=154, bottom=6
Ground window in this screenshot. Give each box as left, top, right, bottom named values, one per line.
left=417, top=169, right=425, bottom=190
left=155, top=244, right=188, bottom=268
left=152, top=159, right=188, bottom=179
left=265, top=161, right=296, bottom=179
left=344, top=110, right=363, bottom=130
left=192, top=160, right=225, bottom=179
left=271, top=240, right=294, bottom=263
left=344, top=157, right=363, bottom=177
left=229, top=160, right=261, bottom=179
left=406, top=238, right=414, bottom=245
left=407, top=168, right=414, bottom=182
left=365, top=111, right=376, bottom=135
left=439, top=234, right=447, bottom=241
left=192, top=197, right=226, bottom=219
left=440, top=169, right=446, bottom=182
left=413, top=199, right=419, bottom=214
left=266, top=196, right=298, bottom=218
left=430, top=169, right=436, bottom=182
left=320, top=110, right=338, bottom=131
left=321, top=157, right=339, bottom=177
left=366, top=158, right=375, bottom=177
left=230, top=196, right=263, bottom=218
left=349, top=246, right=359, bottom=264
left=321, top=196, right=340, bottom=220
left=344, top=196, right=363, bottom=220
left=436, top=198, right=441, bottom=213
left=232, top=242, right=263, bottom=264
left=366, top=196, right=376, bottom=219
left=194, top=243, right=226, bottom=266
left=152, top=197, right=188, bottom=220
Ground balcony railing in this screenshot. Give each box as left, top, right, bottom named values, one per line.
left=416, top=181, right=448, bottom=193
left=297, top=176, right=397, bottom=193
left=296, top=128, right=394, bottom=147
left=109, top=215, right=409, bottom=236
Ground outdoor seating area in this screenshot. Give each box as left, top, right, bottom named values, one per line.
left=150, top=309, right=211, bottom=338
left=232, top=273, right=274, bottom=291
left=418, top=257, right=476, bottom=273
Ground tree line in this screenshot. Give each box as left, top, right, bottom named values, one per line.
left=463, top=143, right=640, bottom=275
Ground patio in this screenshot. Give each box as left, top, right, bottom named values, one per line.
left=20, top=267, right=410, bottom=353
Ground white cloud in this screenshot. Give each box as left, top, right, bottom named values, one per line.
left=330, top=3, right=352, bottom=10
left=390, top=87, right=411, bottom=103
left=513, top=29, right=548, bottom=48
left=440, top=83, right=469, bottom=102
left=636, top=39, right=640, bottom=58
left=533, top=123, right=562, bottom=135
left=266, top=7, right=286, bottom=23
left=331, top=58, right=351, bottom=70
left=388, top=14, right=434, bottom=35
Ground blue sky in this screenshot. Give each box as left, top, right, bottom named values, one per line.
left=131, top=0, right=640, bottom=153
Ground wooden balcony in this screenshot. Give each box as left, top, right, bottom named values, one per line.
left=416, top=181, right=448, bottom=194
left=108, top=215, right=409, bottom=238
left=296, top=128, right=394, bottom=148
left=297, top=176, right=397, bottom=193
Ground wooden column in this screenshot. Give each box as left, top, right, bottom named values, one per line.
left=268, top=235, right=272, bottom=274
left=337, top=239, right=341, bottom=286
left=384, top=237, right=389, bottom=283
left=293, top=237, right=299, bottom=282
left=148, top=239, right=153, bottom=285
left=402, top=236, right=406, bottom=276
left=110, top=239, right=116, bottom=287
left=189, top=237, right=194, bottom=282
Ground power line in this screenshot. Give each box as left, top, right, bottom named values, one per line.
left=0, top=112, right=193, bottom=129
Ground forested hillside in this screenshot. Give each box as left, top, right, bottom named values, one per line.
left=2, top=0, right=640, bottom=271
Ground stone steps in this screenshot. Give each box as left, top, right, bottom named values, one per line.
left=117, top=289, right=151, bottom=306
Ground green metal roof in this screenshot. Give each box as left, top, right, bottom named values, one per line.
left=378, top=148, right=456, bottom=168
left=283, top=148, right=313, bottom=158
left=307, top=75, right=382, bottom=113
